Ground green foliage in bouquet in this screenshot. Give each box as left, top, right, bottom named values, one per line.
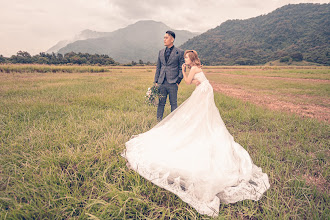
left=145, top=85, right=162, bottom=106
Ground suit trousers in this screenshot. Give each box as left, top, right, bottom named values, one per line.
left=157, top=80, right=178, bottom=121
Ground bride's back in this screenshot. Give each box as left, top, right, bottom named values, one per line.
left=193, top=71, right=208, bottom=83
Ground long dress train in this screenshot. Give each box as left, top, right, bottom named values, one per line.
left=122, top=72, right=270, bottom=217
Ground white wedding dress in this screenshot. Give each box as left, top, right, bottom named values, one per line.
left=122, top=72, right=270, bottom=217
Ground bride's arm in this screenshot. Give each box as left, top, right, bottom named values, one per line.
left=191, top=79, right=201, bottom=86
left=182, top=65, right=198, bottom=85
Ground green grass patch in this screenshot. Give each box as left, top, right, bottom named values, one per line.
left=0, top=64, right=110, bottom=73
left=204, top=66, right=330, bottom=80
left=206, top=66, right=330, bottom=108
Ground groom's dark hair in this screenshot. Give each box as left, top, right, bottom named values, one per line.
left=166, top=30, right=175, bottom=39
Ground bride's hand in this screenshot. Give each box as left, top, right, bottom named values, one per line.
left=182, top=63, right=186, bottom=71
left=194, top=80, right=201, bottom=86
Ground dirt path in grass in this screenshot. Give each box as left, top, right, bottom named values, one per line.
left=207, top=72, right=330, bottom=83
left=211, top=82, right=330, bottom=122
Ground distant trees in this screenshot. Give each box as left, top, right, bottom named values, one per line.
left=122, top=60, right=153, bottom=66
left=0, top=55, right=5, bottom=63
left=235, top=58, right=256, bottom=65
left=0, top=51, right=119, bottom=65
left=10, top=51, right=33, bottom=64
left=280, top=56, right=290, bottom=63
left=280, top=53, right=304, bottom=63
left=290, top=53, right=303, bottom=62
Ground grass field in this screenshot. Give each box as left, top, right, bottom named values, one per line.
left=0, top=65, right=329, bottom=219
left=0, top=64, right=112, bottom=74
left=204, top=66, right=330, bottom=122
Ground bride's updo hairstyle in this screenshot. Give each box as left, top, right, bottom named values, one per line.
left=184, top=50, right=202, bottom=68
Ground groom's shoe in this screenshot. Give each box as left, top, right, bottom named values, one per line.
left=157, top=117, right=162, bottom=122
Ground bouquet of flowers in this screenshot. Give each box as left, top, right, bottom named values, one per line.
left=145, top=84, right=162, bottom=106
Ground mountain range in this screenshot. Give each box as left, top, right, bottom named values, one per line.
left=46, top=30, right=110, bottom=54
left=181, top=3, right=329, bottom=65
left=51, top=20, right=199, bottom=63
left=47, top=3, right=329, bottom=65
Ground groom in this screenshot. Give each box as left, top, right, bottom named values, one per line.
left=154, top=30, right=184, bottom=121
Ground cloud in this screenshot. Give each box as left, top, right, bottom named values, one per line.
left=0, top=0, right=328, bottom=56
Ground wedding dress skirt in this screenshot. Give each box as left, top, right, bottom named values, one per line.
left=122, top=72, right=270, bottom=217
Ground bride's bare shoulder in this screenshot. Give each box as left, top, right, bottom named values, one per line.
left=191, top=66, right=202, bottom=73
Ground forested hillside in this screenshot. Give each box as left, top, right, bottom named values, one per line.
left=181, top=3, right=329, bottom=65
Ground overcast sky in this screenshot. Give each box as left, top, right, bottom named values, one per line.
left=0, top=0, right=328, bottom=56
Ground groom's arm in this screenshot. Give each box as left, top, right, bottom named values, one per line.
left=154, top=52, right=161, bottom=84
left=176, top=50, right=184, bottom=85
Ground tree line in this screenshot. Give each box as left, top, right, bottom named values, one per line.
left=0, top=51, right=120, bottom=65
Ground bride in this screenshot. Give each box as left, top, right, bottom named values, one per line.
left=122, top=50, right=270, bottom=217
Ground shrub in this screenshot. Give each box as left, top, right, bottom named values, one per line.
left=280, top=56, right=290, bottom=62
